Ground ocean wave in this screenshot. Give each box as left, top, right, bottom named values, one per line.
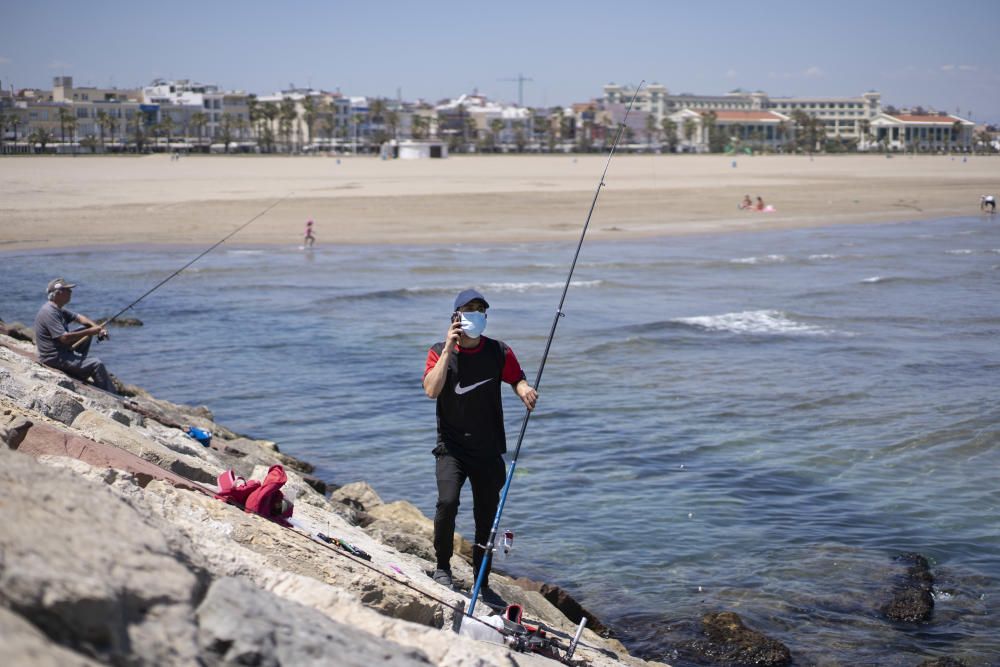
left=808, top=254, right=839, bottom=260
left=730, top=254, right=787, bottom=265
left=480, top=280, right=603, bottom=292
left=673, top=309, right=836, bottom=336
left=311, top=280, right=604, bottom=305
left=946, top=249, right=974, bottom=255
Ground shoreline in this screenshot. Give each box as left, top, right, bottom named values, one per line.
left=0, top=328, right=651, bottom=666
left=1, top=154, right=995, bottom=252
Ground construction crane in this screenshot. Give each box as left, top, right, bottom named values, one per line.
left=498, top=73, right=533, bottom=107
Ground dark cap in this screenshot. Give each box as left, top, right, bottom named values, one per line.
left=454, top=288, right=489, bottom=310
left=47, top=278, right=78, bottom=293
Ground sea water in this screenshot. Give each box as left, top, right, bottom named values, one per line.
left=2, top=216, right=998, bottom=665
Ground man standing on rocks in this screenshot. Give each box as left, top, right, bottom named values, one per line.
left=423, top=289, right=537, bottom=610
left=33, top=278, right=116, bottom=394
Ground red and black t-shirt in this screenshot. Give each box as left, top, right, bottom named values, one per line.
left=424, top=336, right=527, bottom=460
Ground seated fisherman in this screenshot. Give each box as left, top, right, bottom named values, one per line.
left=33, top=278, right=117, bottom=393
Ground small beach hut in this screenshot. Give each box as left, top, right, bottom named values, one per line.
left=397, top=140, right=448, bottom=159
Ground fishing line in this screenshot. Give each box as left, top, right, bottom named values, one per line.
left=73, top=194, right=290, bottom=348
left=467, top=81, right=646, bottom=617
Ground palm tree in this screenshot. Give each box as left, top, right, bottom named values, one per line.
left=190, top=111, right=209, bottom=152
left=130, top=109, right=147, bottom=153
left=411, top=114, right=427, bottom=140
left=682, top=118, right=697, bottom=150
left=158, top=114, right=175, bottom=150
left=95, top=110, right=110, bottom=151
left=220, top=113, right=234, bottom=153
left=57, top=107, right=74, bottom=148
left=351, top=112, right=366, bottom=154
left=0, top=109, right=9, bottom=152
left=29, top=128, right=54, bottom=153
left=858, top=118, right=872, bottom=151
left=259, top=103, right=278, bottom=153
left=489, top=118, right=504, bottom=152
left=645, top=113, right=659, bottom=150
left=279, top=97, right=297, bottom=152
left=80, top=134, right=99, bottom=154
left=512, top=120, right=526, bottom=152
left=661, top=117, right=678, bottom=153
left=301, top=96, right=318, bottom=147
left=385, top=108, right=399, bottom=140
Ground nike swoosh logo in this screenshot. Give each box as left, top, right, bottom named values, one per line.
left=454, top=378, right=492, bottom=395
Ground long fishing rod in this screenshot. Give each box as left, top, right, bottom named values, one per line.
left=73, top=195, right=289, bottom=349
left=467, top=82, right=645, bottom=617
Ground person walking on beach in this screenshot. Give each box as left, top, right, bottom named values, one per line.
left=981, top=195, right=996, bottom=213
left=423, top=289, right=538, bottom=609
left=304, top=219, right=316, bottom=247
left=33, top=278, right=116, bottom=393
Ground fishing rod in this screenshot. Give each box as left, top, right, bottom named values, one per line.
left=467, top=82, right=645, bottom=617
left=72, top=195, right=289, bottom=349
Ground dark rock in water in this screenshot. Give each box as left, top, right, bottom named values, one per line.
left=103, top=316, right=143, bottom=327
left=510, top=577, right=611, bottom=637
left=301, top=473, right=327, bottom=495
left=0, top=321, right=35, bottom=343
left=917, top=658, right=966, bottom=667
left=882, top=552, right=935, bottom=623
left=681, top=611, right=791, bottom=667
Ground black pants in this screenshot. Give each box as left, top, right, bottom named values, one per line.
left=433, top=450, right=506, bottom=587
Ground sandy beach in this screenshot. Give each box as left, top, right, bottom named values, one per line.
left=1, top=154, right=996, bottom=250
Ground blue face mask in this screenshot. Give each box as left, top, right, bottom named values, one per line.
left=459, top=311, right=487, bottom=338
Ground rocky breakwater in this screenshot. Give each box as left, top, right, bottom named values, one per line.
left=0, top=329, right=663, bottom=667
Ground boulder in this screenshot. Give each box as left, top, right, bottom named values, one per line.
left=195, top=576, right=432, bottom=667
left=0, top=321, right=35, bottom=343
left=681, top=611, right=792, bottom=667
left=510, top=576, right=611, bottom=636
left=29, top=386, right=86, bottom=425
left=882, top=552, right=935, bottom=623
left=71, top=409, right=220, bottom=484
left=0, top=447, right=203, bottom=666
left=332, top=480, right=384, bottom=511
left=1, top=412, right=33, bottom=450
left=0, top=606, right=103, bottom=667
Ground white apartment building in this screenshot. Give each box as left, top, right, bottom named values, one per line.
left=604, top=83, right=882, bottom=149
left=143, top=79, right=250, bottom=144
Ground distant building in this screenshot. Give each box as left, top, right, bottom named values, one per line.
left=870, top=112, right=974, bottom=151
left=604, top=83, right=881, bottom=151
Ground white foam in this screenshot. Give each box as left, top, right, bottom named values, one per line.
left=676, top=309, right=832, bottom=336
left=730, top=254, right=787, bottom=265
left=861, top=276, right=884, bottom=283
left=481, top=280, right=602, bottom=292
left=945, top=249, right=973, bottom=255
left=808, top=254, right=838, bottom=260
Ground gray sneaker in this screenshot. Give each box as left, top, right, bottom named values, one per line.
left=432, top=568, right=454, bottom=588
left=480, top=586, right=508, bottom=610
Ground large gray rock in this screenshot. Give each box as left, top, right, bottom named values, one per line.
left=71, top=408, right=220, bottom=483
left=0, top=606, right=102, bottom=667
left=29, top=386, right=86, bottom=424
left=1, top=411, right=33, bottom=449
left=332, top=480, right=384, bottom=511
left=0, top=447, right=203, bottom=665
left=197, top=576, right=432, bottom=667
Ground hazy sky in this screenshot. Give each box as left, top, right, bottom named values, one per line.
left=3, top=0, right=998, bottom=122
